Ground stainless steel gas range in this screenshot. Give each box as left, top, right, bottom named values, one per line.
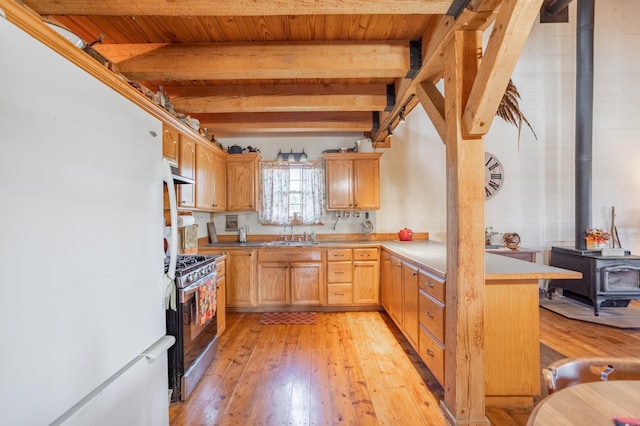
left=165, top=254, right=222, bottom=401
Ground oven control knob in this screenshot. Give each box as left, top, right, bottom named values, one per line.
left=188, top=273, right=195, bottom=282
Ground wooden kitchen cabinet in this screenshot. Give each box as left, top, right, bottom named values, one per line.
left=214, top=256, right=226, bottom=335
left=211, top=150, right=226, bottom=211
left=380, top=250, right=392, bottom=312
left=323, top=153, right=382, bottom=210
left=257, top=249, right=324, bottom=307
left=417, top=269, right=445, bottom=384
left=258, top=263, right=289, bottom=305
left=196, top=144, right=226, bottom=212
left=388, top=255, right=404, bottom=328
left=402, top=262, right=419, bottom=349
left=197, top=248, right=257, bottom=308
left=353, top=248, right=379, bottom=304
left=162, top=124, right=179, bottom=165
left=226, top=153, right=261, bottom=211
left=291, top=263, right=324, bottom=305
left=177, top=135, right=196, bottom=209
left=326, top=248, right=353, bottom=305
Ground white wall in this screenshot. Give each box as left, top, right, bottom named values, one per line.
left=211, top=1, right=640, bottom=257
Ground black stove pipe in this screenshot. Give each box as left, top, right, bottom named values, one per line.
left=547, top=0, right=574, bottom=15
left=574, top=0, right=595, bottom=250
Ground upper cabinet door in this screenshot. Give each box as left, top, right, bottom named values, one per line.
left=162, top=125, right=179, bottom=165
left=226, top=153, right=261, bottom=212
left=353, top=158, right=380, bottom=209
left=211, top=152, right=227, bottom=212
left=326, top=159, right=353, bottom=209
left=195, top=144, right=215, bottom=211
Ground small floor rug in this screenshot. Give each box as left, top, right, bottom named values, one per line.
left=540, top=296, right=640, bottom=329
left=259, top=312, right=317, bottom=325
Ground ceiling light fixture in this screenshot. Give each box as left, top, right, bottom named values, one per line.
left=287, top=149, right=296, bottom=162
left=276, top=149, right=284, bottom=162
left=383, top=94, right=415, bottom=138
left=299, top=149, right=308, bottom=162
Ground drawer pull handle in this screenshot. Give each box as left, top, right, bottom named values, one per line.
left=426, top=282, right=435, bottom=287
left=334, top=293, right=344, bottom=296
left=426, top=311, right=434, bottom=319
left=426, top=349, right=435, bottom=357
left=335, top=271, right=344, bottom=274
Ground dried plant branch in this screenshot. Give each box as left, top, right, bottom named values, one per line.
left=496, top=79, right=537, bottom=144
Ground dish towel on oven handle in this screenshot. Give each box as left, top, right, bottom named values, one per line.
left=197, top=278, right=217, bottom=325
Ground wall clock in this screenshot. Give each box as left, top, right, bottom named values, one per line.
left=484, top=152, right=504, bottom=200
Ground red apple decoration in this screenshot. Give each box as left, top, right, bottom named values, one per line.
left=398, top=228, right=413, bottom=241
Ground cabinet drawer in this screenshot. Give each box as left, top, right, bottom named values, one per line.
left=419, top=290, right=445, bottom=343
left=258, top=248, right=323, bottom=263
left=327, top=284, right=353, bottom=305
left=326, top=248, right=353, bottom=261
left=418, top=270, right=445, bottom=303
left=419, top=325, right=445, bottom=385
left=326, top=262, right=353, bottom=283
left=353, top=248, right=379, bottom=261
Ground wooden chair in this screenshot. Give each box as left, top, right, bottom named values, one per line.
left=543, top=356, right=640, bottom=394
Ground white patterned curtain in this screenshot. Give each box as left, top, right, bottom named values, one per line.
left=300, top=161, right=325, bottom=224
left=259, top=162, right=290, bottom=224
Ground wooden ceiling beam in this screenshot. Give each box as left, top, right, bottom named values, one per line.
left=196, top=112, right=372, bottom=133
left=24, top=0, right=453, bottom=16
left=416, top=80, right=446, bottom=142
left=95, top=41, right=410, bottom=81
left=462, top=0, right=544, bottom=136
left=370, top=5, right=499, bottom=142
left=168, top=84, right=387, bottom=113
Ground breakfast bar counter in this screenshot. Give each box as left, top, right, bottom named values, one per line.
left=379, top=240, right=582, bottom=406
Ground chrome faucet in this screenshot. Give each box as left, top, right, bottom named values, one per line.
left=283, top=224, right=294, bottom=241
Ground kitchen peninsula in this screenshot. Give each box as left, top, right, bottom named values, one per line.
left=200, top=239, right=581, bottom=406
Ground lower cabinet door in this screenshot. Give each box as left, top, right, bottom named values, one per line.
left=290, top=262, right=323, bottom=305
left=258, top=263, right=289, bottom=305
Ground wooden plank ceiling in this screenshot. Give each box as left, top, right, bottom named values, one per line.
left=23, top=0, right=505, bottom=140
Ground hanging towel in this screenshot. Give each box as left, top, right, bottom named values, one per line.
left=197, top=278, right=217, bottom=325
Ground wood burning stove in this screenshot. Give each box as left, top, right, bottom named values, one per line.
left=549, top=247, right=640, bottom=315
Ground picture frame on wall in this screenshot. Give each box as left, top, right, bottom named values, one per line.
left=225, top=214, right=238, bottom=232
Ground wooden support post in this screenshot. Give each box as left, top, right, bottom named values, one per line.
left=441, top=29, right=489, bottom=426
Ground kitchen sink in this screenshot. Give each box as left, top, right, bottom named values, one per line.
left=262, top=241, right=319, bottom=247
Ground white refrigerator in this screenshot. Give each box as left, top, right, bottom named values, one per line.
left=0, top=12, right=173, bottom=426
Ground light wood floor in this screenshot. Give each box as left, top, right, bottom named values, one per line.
left=169, top=304, right=640, bottom=426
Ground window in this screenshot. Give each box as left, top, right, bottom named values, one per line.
left=259, top=160, right=325, bottom=225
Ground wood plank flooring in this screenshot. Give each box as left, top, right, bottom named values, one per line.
left=169, top=304, right=640, bottom=426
